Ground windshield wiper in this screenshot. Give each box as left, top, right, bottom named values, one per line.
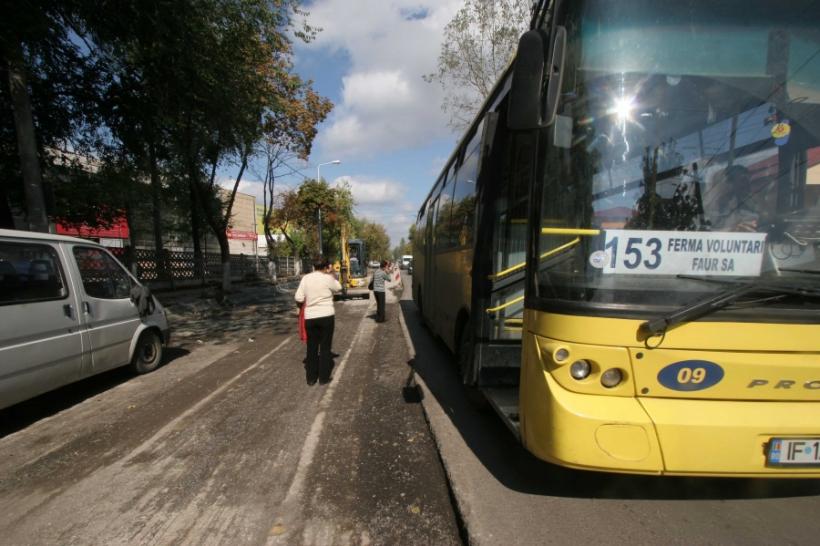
left=638, top=280, right=820, bottom=339
left=779, top=268, right=820, bottom=275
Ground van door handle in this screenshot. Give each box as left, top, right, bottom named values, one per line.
left=63, top=304, right=74, bottom=319
left=82, top=301, right=92, bottom=315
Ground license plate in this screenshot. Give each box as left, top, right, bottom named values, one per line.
left=768, top=438, right=820, bottom=466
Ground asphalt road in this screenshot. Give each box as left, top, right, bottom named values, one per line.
left=7, top=271, right=817, bottom=546
left=398, top=271, right=820, bottom=546
left=0, top=280, right=461, bottom=545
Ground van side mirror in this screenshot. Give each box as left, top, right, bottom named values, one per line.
left=507, top=27, right=567, bottom=130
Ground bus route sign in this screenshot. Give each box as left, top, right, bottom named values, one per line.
left=599, top=230, right=767, bottom=276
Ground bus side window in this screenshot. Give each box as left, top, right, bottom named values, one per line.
left=435, top=165, right=458, bottom=250
left=417, top=204, right=427, bottom=253
left=453, top=144, right=479, bottom=248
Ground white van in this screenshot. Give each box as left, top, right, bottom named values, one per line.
left=0, top=229, right=170, bottom=410
left=400, top=255, right=413, bottom=269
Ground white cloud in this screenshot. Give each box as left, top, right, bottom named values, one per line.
left=302, top=0, right=464, bottom=159
left=342, top=70, right=413, bottom=112
left=331, top=175, right=417, bottom=246
left=333, top=175, right=404, bottom=205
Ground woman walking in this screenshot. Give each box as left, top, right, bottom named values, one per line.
left=372, top=260, right=391, bottom=323
left=295, top=259, right=342, bottom=385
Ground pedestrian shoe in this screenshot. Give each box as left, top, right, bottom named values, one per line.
left=307, top=378, right=318, bottom=386
left=319, top=377, right=332, bottom=385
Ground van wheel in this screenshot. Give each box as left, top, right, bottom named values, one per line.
left=132, top=330, right=163, bottom=374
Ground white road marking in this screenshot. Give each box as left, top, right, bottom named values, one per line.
left=268, top=305, right=373, bottom=544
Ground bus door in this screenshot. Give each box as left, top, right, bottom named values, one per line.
left=470, top=108, right=536, bottom=390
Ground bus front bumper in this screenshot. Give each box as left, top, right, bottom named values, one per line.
left=522, top=372, right=820, bottom=477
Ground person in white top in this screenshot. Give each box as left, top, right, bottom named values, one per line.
left=295, top=259, right=342, bottom=385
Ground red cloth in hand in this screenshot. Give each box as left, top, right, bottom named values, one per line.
left=298, top=303, right=307, bottom=344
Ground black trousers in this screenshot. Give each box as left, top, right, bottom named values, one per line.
left=305, top=315, right=334, bottom=383
left=375, top=291, right=386, bottom=322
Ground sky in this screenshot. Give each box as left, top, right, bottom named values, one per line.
left=220, top=0, right=466, bottom=250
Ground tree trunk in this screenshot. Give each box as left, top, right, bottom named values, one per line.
left=189, top=179, right=204, bottom=282
left=202, top=146, right=249, bottom=294
left=217, top=231, right=231, bottom=293
left=148, top=142, right=169, bottom=284
left=6, top=43, right=48, bottom=232
left=189, top=169, right=227, bottom=291
left=124, top=199, right=139, bottom=276
left=0, top=183, right=14, bottom=229
left=263, top=160, right=275, bottom=253
left=148, top=143, right=164, bottom=253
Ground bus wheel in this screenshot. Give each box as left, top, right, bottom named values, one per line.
left=458, top=322, right=487, bottom=408
left=132, top=330, right=163, bottom=374
left=416, top=288, right=427, bottom=329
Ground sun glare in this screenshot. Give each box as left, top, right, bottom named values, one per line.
left=610, top=95, right=635, bottom=124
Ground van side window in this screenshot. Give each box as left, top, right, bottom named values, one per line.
left=73, top=247, right=133, bottom=300
left=0, top=242, right=68, bottom=305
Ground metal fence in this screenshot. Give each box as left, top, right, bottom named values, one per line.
left=109, top=248, right=304, bottom=290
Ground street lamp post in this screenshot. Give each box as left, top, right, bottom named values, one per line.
left=316, top=160, right=341, bottom=257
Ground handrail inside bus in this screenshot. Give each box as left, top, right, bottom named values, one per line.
left=485, top=295, right=524, bottom=314
left=541, top=227, right=601, bottom=236
left=488, top=237, right=582, bottom=281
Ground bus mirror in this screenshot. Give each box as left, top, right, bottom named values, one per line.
left=508, top=29, right=547, bottom=130
left=508, top=27, right=567, bottom=131
left=545, top=26, right=567, bottom=128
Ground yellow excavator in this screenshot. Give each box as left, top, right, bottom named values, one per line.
left=334, top=224, right=369, bottom=299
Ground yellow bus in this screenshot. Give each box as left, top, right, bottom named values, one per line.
left=413, top=0, right=820, bottom=476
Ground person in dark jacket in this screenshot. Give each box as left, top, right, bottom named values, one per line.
left=372, top=260, right=390, bottom=323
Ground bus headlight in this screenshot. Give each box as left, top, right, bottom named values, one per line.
left=570, top=360, right=591, bottom=380
left=601, top=368, right=624, bottom=388
left=554, top=348, right=570, bottom=363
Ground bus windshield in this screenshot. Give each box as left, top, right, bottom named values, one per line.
left=535, top=0, right=820, bottom=318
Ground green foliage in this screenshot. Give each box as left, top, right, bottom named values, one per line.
left=1, top=0, right=332, bottom=264
left=0, top=0, right=104, bottom=227
left=267, top=179, right=354, bottom=258
left=357, top=220, right=390, bottom=261
left=424, top=0, right=531, bottom=131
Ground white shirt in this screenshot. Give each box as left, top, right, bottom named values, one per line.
left=295, top=271, right=342, bottom=319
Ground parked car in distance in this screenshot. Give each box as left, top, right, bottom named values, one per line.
left=0, top=229, right=170, bottom=410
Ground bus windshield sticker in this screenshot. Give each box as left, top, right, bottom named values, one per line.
left=589, top=250, right=608, bottom=269
left=772, top=119, right=791, bottom=146
left=602, top=230, right=767, bottom=276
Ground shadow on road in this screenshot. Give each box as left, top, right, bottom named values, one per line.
left=399, top=300, right=820, bottom=502
left=164, top=284, right=297, bottom=348
left=0, top=347, right=190, bottom=439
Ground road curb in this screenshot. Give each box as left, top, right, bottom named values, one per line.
left=397, top=305, right=472, bottom=546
